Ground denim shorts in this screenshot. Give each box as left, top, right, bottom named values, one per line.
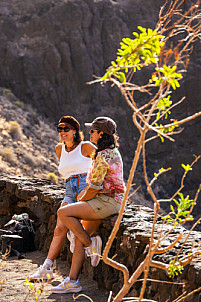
left=61, top=174, right=88, bottom=205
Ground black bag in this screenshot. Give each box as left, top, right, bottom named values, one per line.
left=0, top=217, right=35, bottom=257
left=1, top=234, right=24, bottom=257
left=14, top=219, right=35, bottom=252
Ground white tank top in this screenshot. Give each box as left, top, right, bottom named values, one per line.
left=58, top=141, right=92, bottom=179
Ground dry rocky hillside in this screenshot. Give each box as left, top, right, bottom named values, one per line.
left=0, top=88, right=60, bottom=182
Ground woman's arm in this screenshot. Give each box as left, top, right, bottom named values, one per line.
left=55, top=143, right=62, bottom=160
left=81, top=141, right=97, bottom=158
left=78, top=153, right=109, bottom=201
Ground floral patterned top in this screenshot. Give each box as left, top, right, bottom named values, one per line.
left=87, top=148, right=125, bottom=204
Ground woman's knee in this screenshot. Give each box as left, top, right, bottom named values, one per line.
left=53, top=225, right=67, bottom=237
left=57, top=207, right=66, bottom=220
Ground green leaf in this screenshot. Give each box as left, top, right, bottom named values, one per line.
left=153, top=65, right=182, bottom=89
left=181, top=164, right=192, bottom=172
left=168, top=261, right=184, bottom=278
left=116, top=72, right=126, bottom=83
left=173, top=199, right=180, bottom=207
left=103, top=26, right=165, bottom=79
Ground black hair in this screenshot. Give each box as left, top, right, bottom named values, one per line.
left=94, top=131, right=119, bottom=158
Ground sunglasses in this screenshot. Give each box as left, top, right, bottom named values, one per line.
left=57, top=126, right=71, bottom=133
left=90, top=129, right=99, bottom=133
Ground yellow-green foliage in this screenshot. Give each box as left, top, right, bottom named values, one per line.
left=3, top=148, right=17, bottom=163
left=9, top=121, right=23, bottom=140
left=24, top=274, right=51, bottom=301
left=3, top=88, right=15, bottom=99
left=47, top=173, right=58, bottom=184
left=13, top=100, right=24, bottom=109
left=4, top=149, right=12, bottom=156
left=9, top=120, right=20, bottom=131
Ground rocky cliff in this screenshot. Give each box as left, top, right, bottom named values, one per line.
left=0, top=0, right=200, bottom=218
left=0, top=175, right=201, bottom=302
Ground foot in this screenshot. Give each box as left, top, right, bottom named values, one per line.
left=51, top=276, right=82, bottom=294
left=29, top=265, right=53, bottom=281
left=85, top=235, right=102, bottom=267
left=67, top=230, right=75, bottom=253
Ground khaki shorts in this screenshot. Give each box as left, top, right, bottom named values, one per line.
left=87, top=193, right=121, bottom=219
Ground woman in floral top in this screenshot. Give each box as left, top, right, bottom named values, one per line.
left=87, top=145, right=125, bottom=205
left=52, top=117, right=125, bottom=295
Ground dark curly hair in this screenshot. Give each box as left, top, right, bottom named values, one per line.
left=94, top=132, right=119, bottom=158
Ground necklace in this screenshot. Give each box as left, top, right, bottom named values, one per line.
left=65, top=142, right=77, bottom=152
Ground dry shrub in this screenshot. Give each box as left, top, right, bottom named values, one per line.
left=23, top=152, right=44, bottom=168
left=2, top=88, right=17, bottom=102
left=9, top=121, right=24, bottom=140
left=13, top=100, right=24, bottom=109
left=2, top=149, right=17, bottom=164
left=47, top=173, right=58, bottom=184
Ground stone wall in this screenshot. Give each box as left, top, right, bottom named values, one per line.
left=0, top=175, right=201, bottom=301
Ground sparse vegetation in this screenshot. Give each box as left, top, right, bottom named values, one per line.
left=2, top=88, right=17, bottom=101
left=23, top=152, right=44, bottom=168
left=47, top=172, right=58, bottom=184
left=13, top=100, right=25, bottom=109
left=0, top=93, right=59, bottom=180
left=2, top=148, right=17, bottom=164
left=23, top=277, right=51, bottom=302
left=9, top=121, right=24, bottom=140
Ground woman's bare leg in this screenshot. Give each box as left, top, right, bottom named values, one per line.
left=47, top=202, right=68, bottom=261
left=57, top=202, right=101, bottom=247
left=69, top=220, right=102, bottom=281
left=68, top=238, right=85, bottom=281
left=47, top=219, right=68, bottom=260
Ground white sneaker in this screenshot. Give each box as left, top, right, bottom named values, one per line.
left=85, top=235, right=102, bottom=267
left=29, top=265, right=53, bottom=281
left=51, top=276, right=82, bottom=294
left=67, top=231, right=75, bottom=253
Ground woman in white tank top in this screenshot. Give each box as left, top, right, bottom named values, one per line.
left=29, top=116, right=96, bottom=281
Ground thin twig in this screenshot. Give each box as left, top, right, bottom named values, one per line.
left=73, top=293, right=94, bottom=302
left=172, top=286, right=201, bottom=302
left=107, top=291, right=113, bottom=302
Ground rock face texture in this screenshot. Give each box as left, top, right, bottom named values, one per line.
left=0, top=0, right=129, bottom=120
left=0, top=1, right=200, bottom=216
left=1, top=175, right=201, bottom=302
